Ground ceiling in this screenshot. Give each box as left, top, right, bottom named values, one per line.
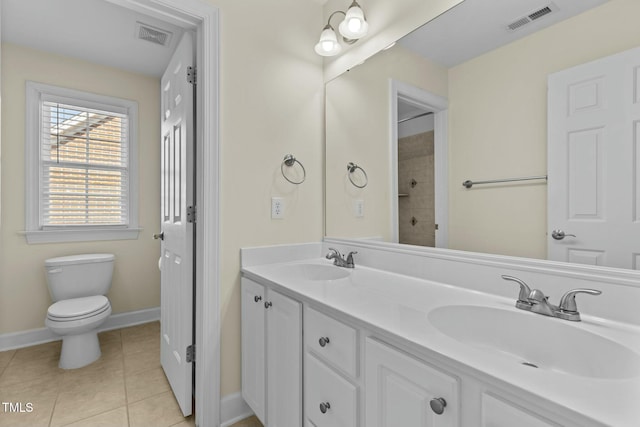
left=1, top=0, right=186, bottom=77
left=399, top=0, right=608, bottom=68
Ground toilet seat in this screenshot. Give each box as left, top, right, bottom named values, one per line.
left=47, top=296, right=110, bottom=322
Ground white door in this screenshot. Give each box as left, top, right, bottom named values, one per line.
left=365, top=338, right=458, bottom=427
left=160, top=32, right=195, bottom=416
left=548, top=46, right=640, bottom=269
left=266, top=289, right=302, bottom=427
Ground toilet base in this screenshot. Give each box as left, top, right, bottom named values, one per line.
left=59, top=331, right=101, bottom=369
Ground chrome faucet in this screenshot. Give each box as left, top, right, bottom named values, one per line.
left=502, top=275, right=601, bottom=321
left=326, top=248, right=357, bottom=268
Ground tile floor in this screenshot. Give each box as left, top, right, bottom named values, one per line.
left=0, top=322, right=260, bottom=427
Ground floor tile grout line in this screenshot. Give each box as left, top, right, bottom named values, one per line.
left=122, top=335, right=132, bottom=427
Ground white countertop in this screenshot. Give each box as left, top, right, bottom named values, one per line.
left=242, top=258, right=640, bottom=427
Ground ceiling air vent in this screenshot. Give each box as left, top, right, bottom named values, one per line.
left=507, top=3, right=558, bottom=32
left=136, top=22, right=173, bottom=47
left=529, top=6, right=553, bottom=21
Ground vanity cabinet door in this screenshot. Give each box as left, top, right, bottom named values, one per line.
left=241, top=278, right=266, bottom=424
left=241, top=278, right=302, bottom=427
left=265, top=288, right=302, bottom=427
left=365, top=338, right=459, bottom=427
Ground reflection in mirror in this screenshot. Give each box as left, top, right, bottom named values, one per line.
left=325, top=0, right=640, bottom=270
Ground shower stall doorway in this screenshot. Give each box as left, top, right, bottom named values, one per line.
left=390, top=80, right=449, bottom=248
left=397, top=104, right=436, bottom=246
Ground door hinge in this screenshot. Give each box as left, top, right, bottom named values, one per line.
left=187, top=66, right=197, bottom=84
left=186, top=344, right=195, bottom=363
left=187, top=205, right=197, bottom=223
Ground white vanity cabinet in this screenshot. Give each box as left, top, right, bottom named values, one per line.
left=241, top=268, right=614, bottom=427
left=241, top=278, right=302, bottom=427
left=365, top=337, right=459, bottom=427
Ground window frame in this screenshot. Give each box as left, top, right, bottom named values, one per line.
left=25, top=81, right=140, bottom=243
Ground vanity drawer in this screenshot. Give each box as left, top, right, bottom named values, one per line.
left=305, top=353, right=358, bottom=427
left=304, top=306, right=358, bottom=377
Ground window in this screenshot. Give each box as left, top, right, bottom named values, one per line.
left=26, top=82, right=140, bottom=243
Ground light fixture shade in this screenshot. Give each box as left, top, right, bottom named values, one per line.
left=338, top=2, right=369, bottom=39
left=314, top=26, right=342, bottom=56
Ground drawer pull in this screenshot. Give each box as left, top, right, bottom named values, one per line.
left=429, top=397, right=447, bottom=415
left=264, top=301, right=272, bottom=309
left=254, top=295, right=262, bottom=303
left=319, top=401, right=331, bottom=414
left=318, top=337, right=330, bottom=347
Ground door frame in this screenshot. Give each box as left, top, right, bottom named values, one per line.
left=389, top=79, right=449, bottom=248
left=105, top=0, right=220, bottom=425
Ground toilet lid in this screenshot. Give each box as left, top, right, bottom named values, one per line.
left=48, top=296, right=110, bottom=319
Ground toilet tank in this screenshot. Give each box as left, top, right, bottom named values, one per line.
left=45, top=254, right=115, bottom=301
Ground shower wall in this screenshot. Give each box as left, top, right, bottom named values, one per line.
left=398, top=130, right=435, bottom=246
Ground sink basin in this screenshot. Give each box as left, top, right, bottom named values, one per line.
left=275, top=263, right=351, bottom=281
left=428, top=305, right=640, bottom=379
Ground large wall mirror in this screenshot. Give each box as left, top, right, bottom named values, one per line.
left=325, top=0, right=640, bottom=271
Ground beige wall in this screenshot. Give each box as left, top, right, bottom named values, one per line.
left=326, top=44, right=447, bottom=240
left=448, top=0, right=640, bottom=259
left=0, top=43, right=161, bottom=332
left=211, top=0, right=324, bottom=396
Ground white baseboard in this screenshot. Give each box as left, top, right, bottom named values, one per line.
left=0, top=306, right=161, bottom=352
left=220, top=392, right=254, bottom=427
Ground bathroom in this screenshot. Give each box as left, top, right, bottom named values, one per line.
left=1, top=0, right=639, bottom=426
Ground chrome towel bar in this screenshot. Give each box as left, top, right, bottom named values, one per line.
left=462, top=175, right=547, bottom=189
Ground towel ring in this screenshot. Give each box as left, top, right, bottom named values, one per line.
left=281, top=154, right=306, bottom=185
left=347, top=162, right=368, bottom=188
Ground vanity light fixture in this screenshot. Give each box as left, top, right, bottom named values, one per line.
left=314, top=0, right=369, bottom=57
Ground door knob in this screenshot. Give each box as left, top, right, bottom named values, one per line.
left=429, top=397, right=447, bottom=415
left=551, top=229, right=575, bottom=240
left=153, top=232, right=164, bottom=240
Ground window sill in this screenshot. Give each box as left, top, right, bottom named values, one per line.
left=24, top=228, right=142, bottom=244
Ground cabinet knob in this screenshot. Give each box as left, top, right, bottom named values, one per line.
left=264, top=301, right=272, bottom=309
left=319, top=401, right=331, bottom=414
left=318, top=337, right=330, bottom=347
left=254, top=295, right=262, bottom=303
left=429, top=397, right=447, bottom=415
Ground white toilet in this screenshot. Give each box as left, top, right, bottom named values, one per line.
left=44, top=254, right=114, bottom=369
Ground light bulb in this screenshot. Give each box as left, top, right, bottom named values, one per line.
left=314, top=26, right=342, bottom=56
left=321, top=40, right=335, bottom=52
left=347, top=18, right=361, bottom=33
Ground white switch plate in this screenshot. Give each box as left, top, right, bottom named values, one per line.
left=271, top=197, right=284, bottom=219
left=354, top=199, right=364, bottom=217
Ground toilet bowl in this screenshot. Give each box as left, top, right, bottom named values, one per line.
left=44, top=254, right=114, bottom=369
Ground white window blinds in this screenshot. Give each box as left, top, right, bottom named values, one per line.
left=41, top=101, right=130, bottom=227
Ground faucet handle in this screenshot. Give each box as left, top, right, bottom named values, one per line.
left=326, top=248, right=341, bottom=259
left=346, top=251, right=357, bottom=262
left=559, top=288, right=602, bottom=313
left=501, top=275, right=533, bottom=305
